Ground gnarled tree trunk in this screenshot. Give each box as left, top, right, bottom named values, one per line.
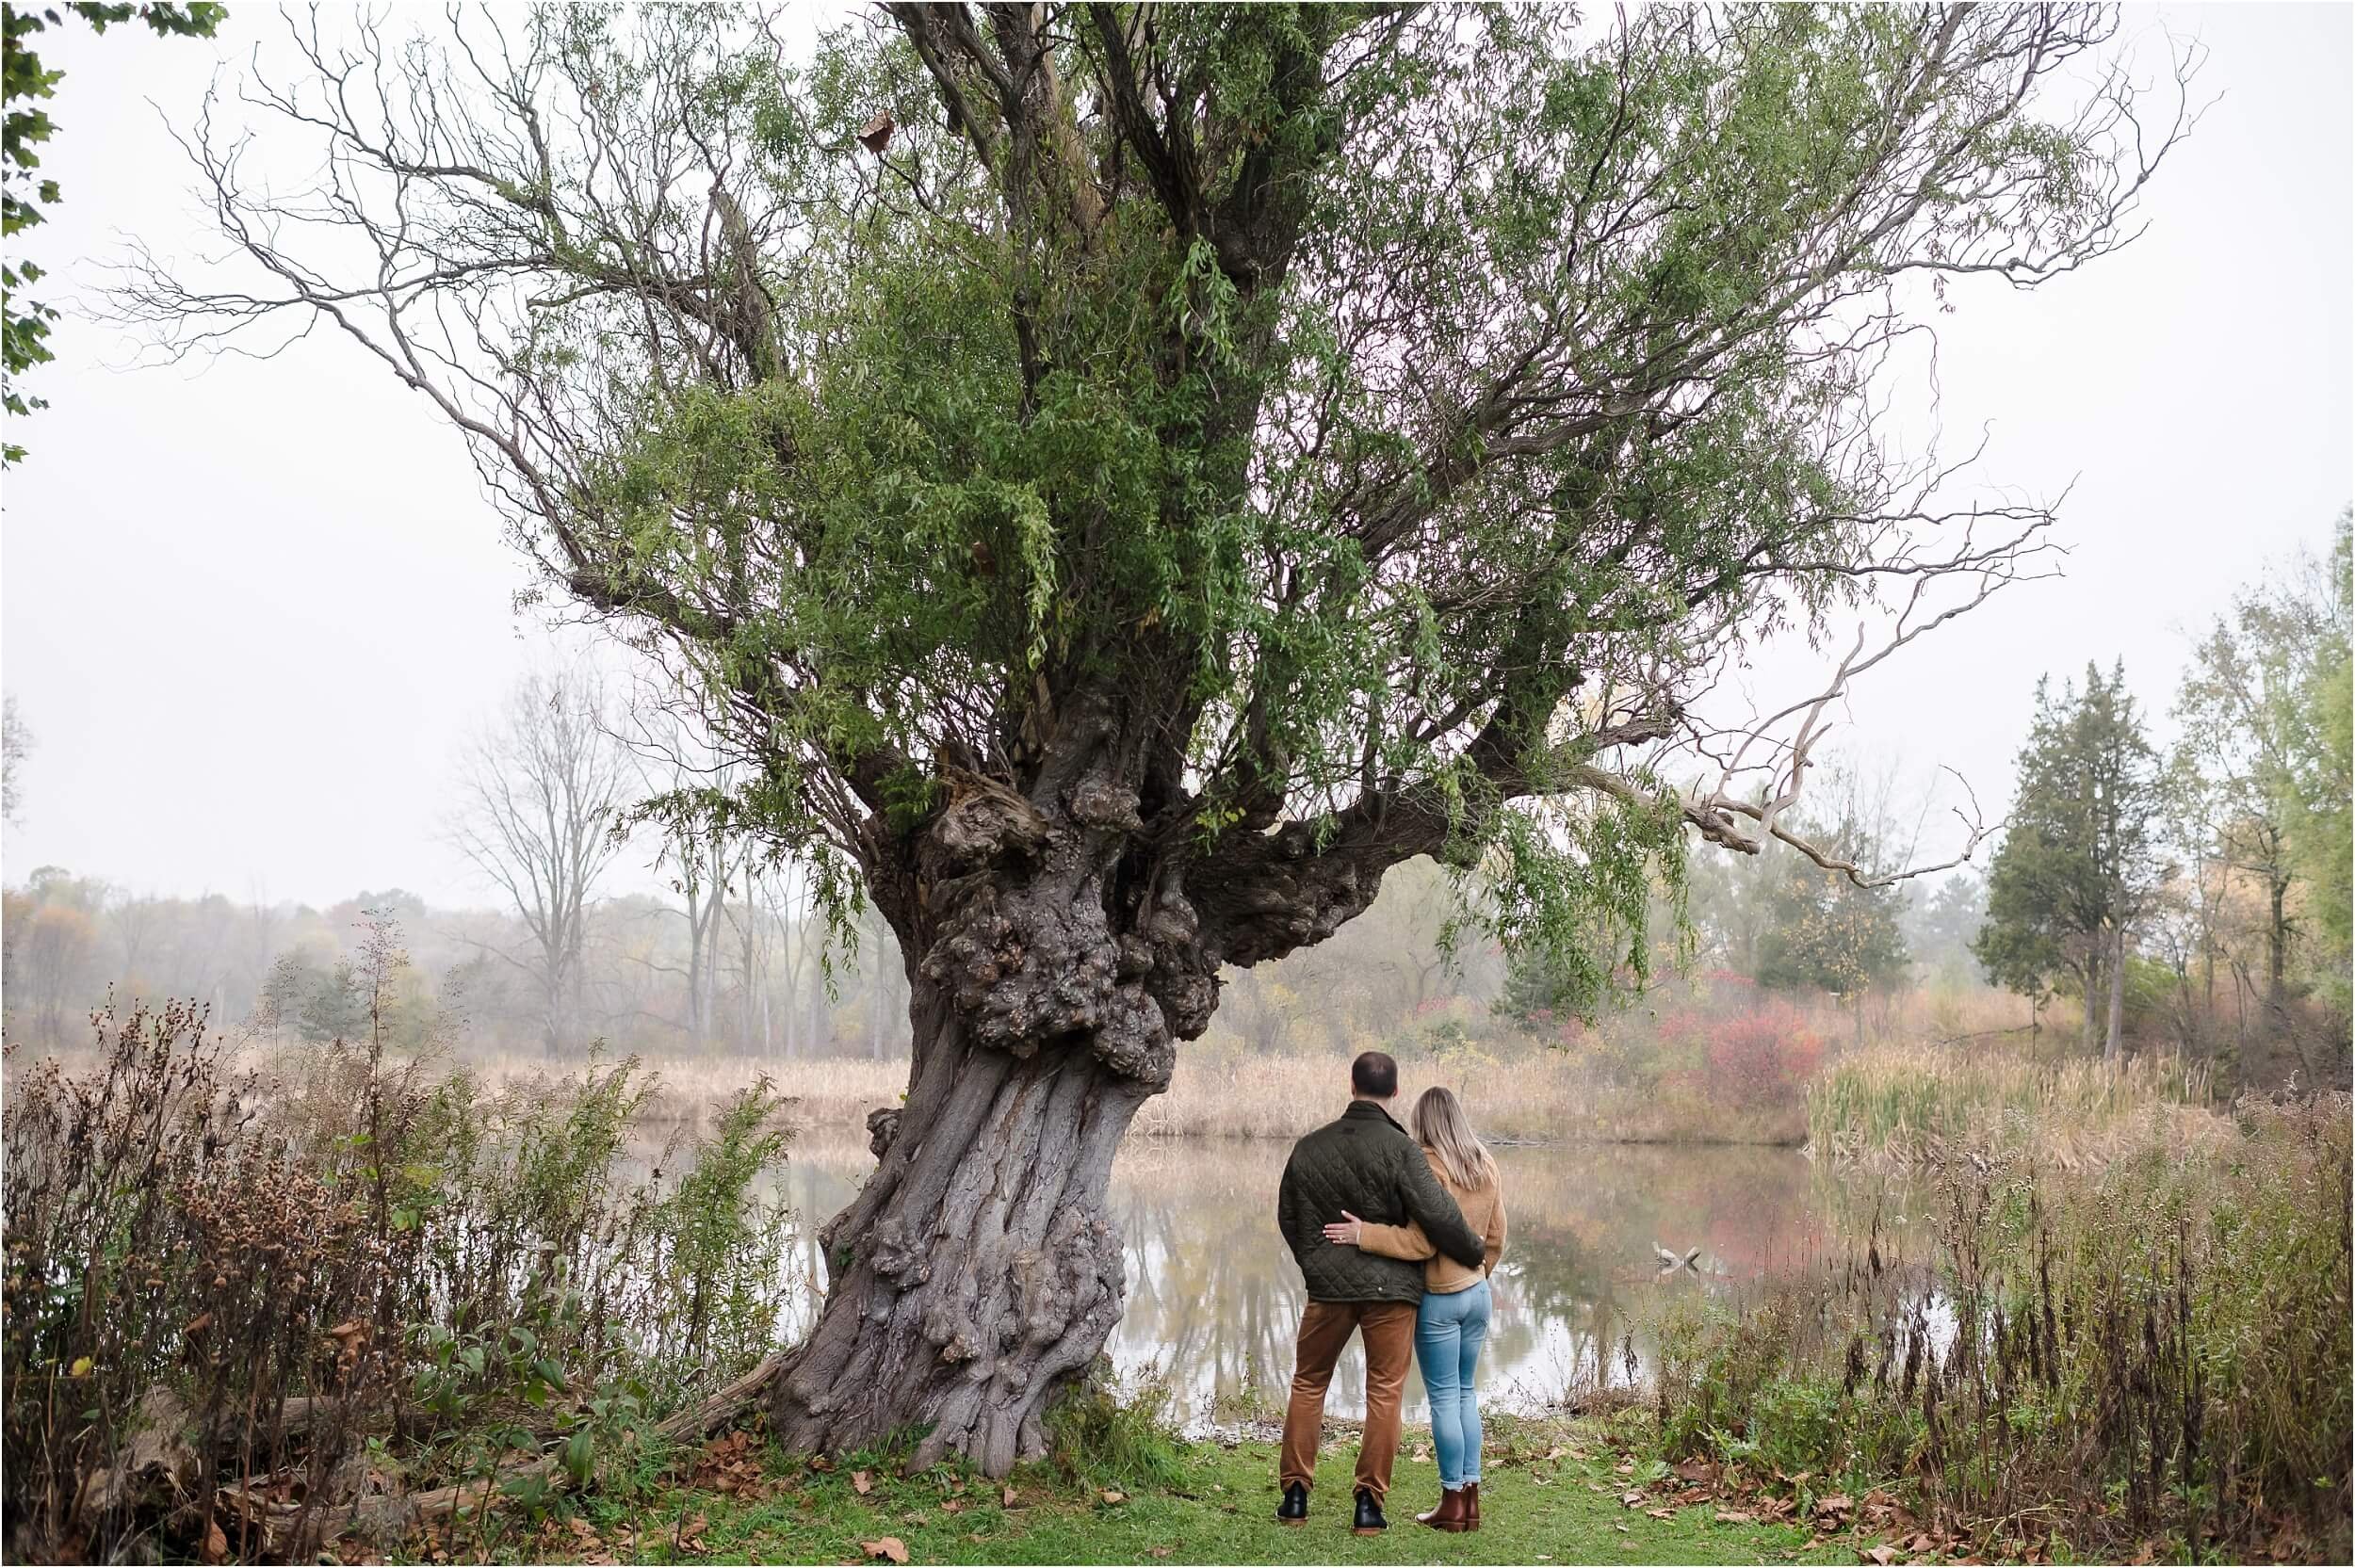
left=771, top=995, right=1152, bottom=1474
left=766, top=742, right=1226, bottom=1475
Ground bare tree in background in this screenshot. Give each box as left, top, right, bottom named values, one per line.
left=451, top=668, right=630, bottom=1056
left=3, top=696, right=32, bottom=826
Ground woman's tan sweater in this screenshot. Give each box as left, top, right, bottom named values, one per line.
left=1356, top=1146, right=1506, bottom=1294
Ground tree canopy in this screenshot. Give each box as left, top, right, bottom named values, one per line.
left=127, top=3, right=2184, bottom=1021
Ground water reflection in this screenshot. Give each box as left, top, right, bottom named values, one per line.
left=763, top=1135, right=1893, bottom=1427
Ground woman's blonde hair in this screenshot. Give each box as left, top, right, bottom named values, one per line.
left=1411, top=1085, right=1499, bottom=1193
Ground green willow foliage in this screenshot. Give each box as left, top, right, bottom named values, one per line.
left=128, top=4, right=2182, bottom=1014
left=2, top=0, right=224, bottom=462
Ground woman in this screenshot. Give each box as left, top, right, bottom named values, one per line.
left=1322, top=1085, right=1506, bottom=1533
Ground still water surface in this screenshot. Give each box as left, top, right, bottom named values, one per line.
left=761, top=1135, right=1895, bottom=1428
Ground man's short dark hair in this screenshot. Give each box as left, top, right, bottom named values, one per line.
left=1351, top=1050, right=1398, bottom=1100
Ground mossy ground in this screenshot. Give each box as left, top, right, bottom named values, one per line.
left=453, top=1415, right=1879, bottom=1567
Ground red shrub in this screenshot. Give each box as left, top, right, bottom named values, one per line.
left=1704, top=1005, right=1826, bottom=1107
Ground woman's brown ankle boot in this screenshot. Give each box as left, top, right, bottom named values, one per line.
left=1415, top=1487, right=1470, bottom=1532
left=1461, top=1480, right=1480, bottom=1530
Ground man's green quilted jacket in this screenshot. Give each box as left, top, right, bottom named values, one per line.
left=1276, top=1100, right=1486, bottom=1302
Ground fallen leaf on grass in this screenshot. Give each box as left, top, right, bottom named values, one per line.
left=1616, top=1458, right=1636, bottom=1475
left=861, top=1537, right=910, bottom=1564
left=1615, top=1523, right=1631, bottom=1534
left=853, top=1470, right=873, bottom=1495
left=940, top=1498, right=964, bottom=1513
left=1860, top=1547, right=1896, bottom=1566
left=1101, top=1490, right=1127, bottom=1505
left=1002, top=1485, right=1018, bottom=1507
left=1620, top=1489, right=1645, bottom=1507
left=1146, top=1549, right=1173, bottom=1560
left=1646, top=1507, right=1675, bottom=1520
left=1715, top=1510, right=1758, bottom=1525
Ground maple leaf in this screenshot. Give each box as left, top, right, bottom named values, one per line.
left=862, top=1536, right=910, bottom=1564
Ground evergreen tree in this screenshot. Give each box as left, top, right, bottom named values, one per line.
left=1903, top=871, right=1989, bottom=988
left=1974, top=661, right=2165, bottom=1059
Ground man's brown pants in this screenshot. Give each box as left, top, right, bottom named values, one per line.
left=1278, top=1300, right=1418, bottom=1500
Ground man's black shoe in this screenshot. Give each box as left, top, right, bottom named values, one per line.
left=1275, top=1481, right=1309, bottom=1525
left=1352, top=1487, right=1388, bottom=1535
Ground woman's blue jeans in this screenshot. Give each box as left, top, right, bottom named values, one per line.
left=1414, top=1278, right=1491, bottom=1489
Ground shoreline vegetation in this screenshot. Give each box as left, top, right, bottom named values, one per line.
left=10, top=966, right=2345, bottom=1564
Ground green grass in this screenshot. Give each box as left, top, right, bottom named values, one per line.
left=513, top=1416, right=1862, bottom=1566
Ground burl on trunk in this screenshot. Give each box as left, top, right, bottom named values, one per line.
left=767, top=753, right=1224, bottom=1475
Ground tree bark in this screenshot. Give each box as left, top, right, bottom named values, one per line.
left=2104, top=924, right=2126, bottom=1064
left=2091, top=946, right=2110, bottom=1055
left=2266, top=871, right=2290, bottom=1039
left=770, top=988, right=1152, bottom=1475
left=765, top=745, right=1201, bottom=1476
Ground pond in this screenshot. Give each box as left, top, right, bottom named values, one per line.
left=760, top=1131, right=1910, bottom=1429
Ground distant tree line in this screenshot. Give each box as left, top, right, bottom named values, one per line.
left=0, top=665, right=915, bottom=1060
left=0, top=863, right=910, bottom=1061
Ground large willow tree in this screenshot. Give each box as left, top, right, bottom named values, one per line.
left=133, top=3, right=2180, bottom=1472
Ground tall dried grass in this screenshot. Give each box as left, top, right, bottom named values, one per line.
left=1654, top=1098, right=2352, bottom=1561
left=1807, top=1040, right=2220, bottom=1170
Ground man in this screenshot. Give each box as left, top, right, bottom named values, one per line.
left=1274, top=1049, right=1486, bottom=1535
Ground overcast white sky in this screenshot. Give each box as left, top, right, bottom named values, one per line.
left=2, top=3, right=2348, bottom=912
